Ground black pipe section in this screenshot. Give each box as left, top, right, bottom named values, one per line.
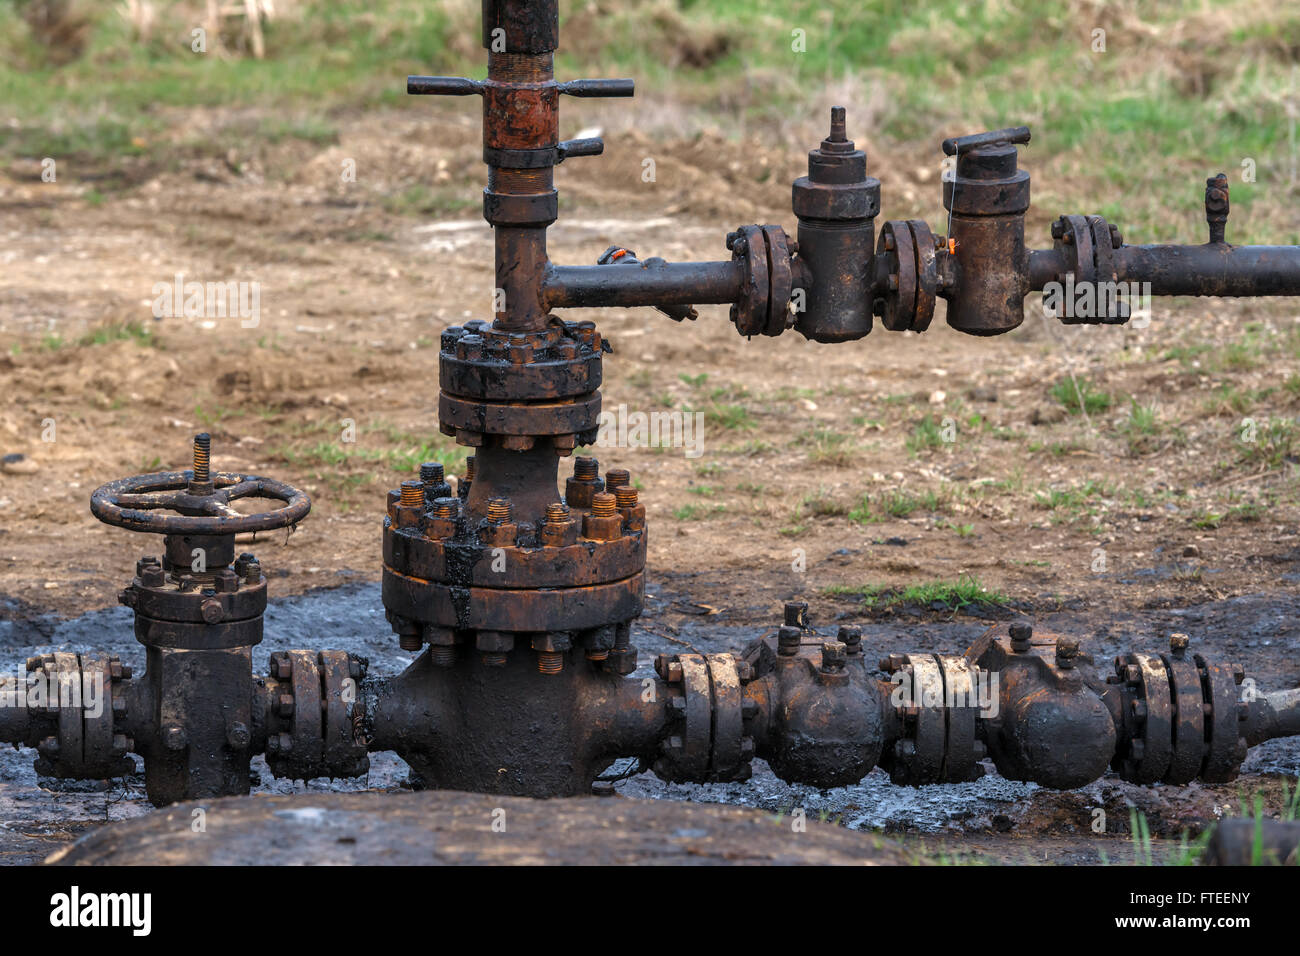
left=1114, top=244, right=1300, bottom=297
left=544, top=260, right=744, bottom=309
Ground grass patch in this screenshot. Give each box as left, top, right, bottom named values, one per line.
left=1239, top=419, right=1298, bottom=470
left=906, top=415, right=951, bottom=455
left=672, top=502, right=727, bottom=521
left=1050, top=377, right=1113, bottom=416
left=825, top=575, right=1008, bottom=612
left=77, top=319, right=155, bottom=348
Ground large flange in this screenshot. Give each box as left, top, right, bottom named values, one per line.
left=381, top=568, right=645, bottom=633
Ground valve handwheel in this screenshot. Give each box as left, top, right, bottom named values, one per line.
left=91, top=433, right=310, bottom=536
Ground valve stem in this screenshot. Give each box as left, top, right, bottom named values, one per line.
left=192, top=433, right=211, bottom=483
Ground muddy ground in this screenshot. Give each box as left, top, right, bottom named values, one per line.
left=1, top=108, right=1299, bottom=864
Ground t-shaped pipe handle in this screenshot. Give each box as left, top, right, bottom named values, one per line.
left=942, top=125, right=1031, bottom=156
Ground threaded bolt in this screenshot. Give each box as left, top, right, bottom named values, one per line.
left=487, top=498, right=513, bottom=523
left=192, top=433, right=211, bottom=483
left=544, top=502, right=570, bottom=525
left=538, top=650, right=564, bottom=675
left=464, top=456, right=476, bottom=481
left=829, top=105, right=846, bottom=141
left=614, top=486, right=638, bottom=509
left=573, top=456, right=598, bottom=481
left=399, top=630, right=422, bottom=652
left=606, top=468, right=631, bottom=489
left=481, top=652, right=507, bottom=668
left=399, top=480, right=423, bottom=507
left=430, top=645, right=456, bottom=667
left=590, top=492, right=617, bottom=517
left=420, top=462, right=444, bottom=484
left=1169, top=633, right=1190, bottom=659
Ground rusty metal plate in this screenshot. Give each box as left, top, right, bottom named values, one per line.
left=677, top=655, right=712, bottom=779
left=706, top=654, right=743, bottom=777
left=1129, top=653, right=1172, bottom=784
left=937, top=654, right=979, bottom=782
left=1162, top=654, right=1205, bottom=785
left=382, top=567, right=644, bottom=633
left=1197, top=656, right=1244, bottom=782
left=385, top=524, right=645, bottom=588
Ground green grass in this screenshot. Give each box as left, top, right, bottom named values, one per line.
left=672, top=502, right=727, bottom=520
left=77, top=319, right=155, bottom=348
left=1239, top=419, right=1298, bottom=469
left=1050, top=377, right=1113, bottom=416
left=906, top=416, right=950, bottom=455
left=4, top=1, right=1298, bottom=241
left=848, top=488, right=959, bottom=523
left=824, top=574, right=1008, bottom=612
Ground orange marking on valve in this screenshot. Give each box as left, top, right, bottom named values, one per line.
left=948, top=238, right=957, bottom=255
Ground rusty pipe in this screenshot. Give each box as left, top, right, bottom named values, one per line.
left=543, top=260, right=744, bottom=309
left=1113, top=243, right=1300, bottom=297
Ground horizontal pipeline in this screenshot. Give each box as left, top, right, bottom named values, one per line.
left=1028, top=244, right=1300, bottom=297
left=544, top=260, right=744, bottom=309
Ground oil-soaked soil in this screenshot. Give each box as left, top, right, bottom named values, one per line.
left=1, top=577, right=1296, bottom=865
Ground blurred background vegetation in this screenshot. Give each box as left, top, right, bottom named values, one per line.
left=2, top=0, right=1299, bottom=240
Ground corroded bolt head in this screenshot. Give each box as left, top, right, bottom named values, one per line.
left=879, top=653, right=906, bottom=674
left=141, top=565, right=166, bottom=588
left=735, top=660, right=754, bottom=683
left=270, top=654, right=292, bottom=680
left=227, top=722, right=251, bottom=750
left=777, top=625, right=802, bottom=656
left=200, top=598, right=223, bottom=624
left=1123, top=664, right=1141, bottom=685
left=277, top=694, right=295, bottom=718
left=1130, top=700, right=1148, bottom=722
left=163, top=725, right=187, bottom=751
left=1169, top=633, right=1190, bottom=659
left=1051, top=219, right=1065, bottom=240
left=214, top=568, right=239, bottom=594
left=783, top=602, right=808, bottom=629
left=821, top=641, right=847, bottom=672
left=1055, top=638, right=1079, bottom=668
left=837, top=625, right=862, bottom=653
left=1009, top=622, right=1032, bottom=646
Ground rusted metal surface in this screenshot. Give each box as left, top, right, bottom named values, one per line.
left=9, top=0, right=1300, bottom=820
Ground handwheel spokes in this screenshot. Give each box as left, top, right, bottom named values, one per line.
left=114, top=491, right=184, bottom=510
left=90, top=435, right=310, bottom=536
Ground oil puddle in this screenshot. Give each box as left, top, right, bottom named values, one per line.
left=0, top=581, right=1297, bottom=863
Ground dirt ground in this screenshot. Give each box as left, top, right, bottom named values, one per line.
left=2, top=107, right=1299, bottom=619
left=1, top=107, right=1299, bottom=863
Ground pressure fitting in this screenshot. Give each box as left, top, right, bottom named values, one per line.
left=791, top=106, right=881, bottom=342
